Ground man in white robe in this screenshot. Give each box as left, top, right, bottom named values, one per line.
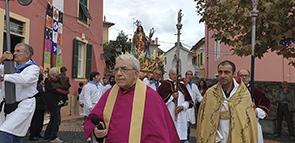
left=180, top=70, right=203, bottom=142
left=143, top=69, right=162, bottom=91
left=80, top=72, right=103, bottom=117
left=158, top=68, right=194, bottom=143
left=0, top=43, right=39, bottom=142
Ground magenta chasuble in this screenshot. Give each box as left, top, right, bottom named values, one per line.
left=84, top=79, right=180, bottom=143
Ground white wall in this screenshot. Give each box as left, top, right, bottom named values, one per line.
left=164, top=47, right=195, bottom=80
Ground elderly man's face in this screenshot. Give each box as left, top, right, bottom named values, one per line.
left=153, top=70, right=162, bottom=81
left=238, top=69, right=251, bottom=85
left=14, top=45, right=30, bottom=65
left=169, top=69, right=177, bottom=81
left=114, top=59, right=139, bottom=90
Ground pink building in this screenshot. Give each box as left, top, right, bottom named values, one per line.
left=205, top=27, right=295, bottom=82
left=0, top=0, right=105, bottom=115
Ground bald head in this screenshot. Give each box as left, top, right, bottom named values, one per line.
left=169, top=68, right=177, bottom=81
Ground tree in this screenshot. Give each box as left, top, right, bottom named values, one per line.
left=195, top=0, right=295, bottom=66
left=103, top=31, right=132, bottom=71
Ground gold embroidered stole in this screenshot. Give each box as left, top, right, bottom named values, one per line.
left=197, top=82, right=258, bottom=143
left=103, top=79, right=147, bottom=143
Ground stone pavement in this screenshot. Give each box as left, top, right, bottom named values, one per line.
left=22, top=115, right=294, bottom=143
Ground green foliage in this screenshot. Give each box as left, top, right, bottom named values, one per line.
left=103, top=31, right=132, bottom=70
left=195, top=0, right=295, bottom=66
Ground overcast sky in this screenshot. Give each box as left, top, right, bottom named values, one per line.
left=103, top=0, right=205, bottom=52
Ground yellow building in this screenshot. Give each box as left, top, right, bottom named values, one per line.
left=103, top=17, right=115, bottom=44
left=191, top=37, right=205, bottom=77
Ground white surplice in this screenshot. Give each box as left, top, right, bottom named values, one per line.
left=166, top=79, right=189, bottom=140
left=0, top=64, right=39, bottom=137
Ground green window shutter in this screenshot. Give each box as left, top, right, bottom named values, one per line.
left=73, top=39, right=79, bottom=78
left=85, top=44, right=92, bottom=78
left=79, top=1, right=92, bottom=20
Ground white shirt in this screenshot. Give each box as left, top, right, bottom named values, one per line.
left=0, top=63, right=39, bottom=136
left=0, top=64, right=39, bottom=101
left=165, top=78, right=189, bottom=140
left=80, top=82, right=103, bottom=116
left=180, top=81, right=203, bottom=124
left=143, top=77, right=161, bottom=91
left=217, top=78, right=239, bottom=143
left=101, top=84, right=112, bottom=94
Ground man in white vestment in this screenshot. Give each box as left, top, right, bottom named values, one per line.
left=180, top=70, right=203, bottom=142
left=143, top=69, right=162, bottom=91
left=158, top=68, right=194, bottom=143
left=79, top=72, right=103, bottom=117
left=0, top=43, right=39, bottom=143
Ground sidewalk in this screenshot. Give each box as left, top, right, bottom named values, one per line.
left=190, top=128, right=289, bottom=143
left=43, top=115, right=84, bottom=132
left=23, top=115, right=293, bottom=143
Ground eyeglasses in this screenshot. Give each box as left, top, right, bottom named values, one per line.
left=113, top=67, right=136, bottom=74
left=238, top=75, right=250, bottom=78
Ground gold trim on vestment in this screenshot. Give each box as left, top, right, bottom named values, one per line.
left=103, top=79, right=146, bottom=143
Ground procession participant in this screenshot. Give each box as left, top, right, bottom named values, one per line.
left=0, top=43, right=39, bottom=143
left=143, top=69, right=162, bottom=91
left=158, top=68, right=194, bottom=143
left=197, top=60, right=258, bottom=143
left=180, top=70, right=203, bottom=141
left=238, top=69, right=271, bottom=143
left=84, top=53, right=180, bottom=143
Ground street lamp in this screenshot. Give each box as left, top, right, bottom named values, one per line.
left=17, top=0, right=32, bottom=6
left=250, top=0, right=259, bottom=100
left=4, top=0, right=33, bottom=104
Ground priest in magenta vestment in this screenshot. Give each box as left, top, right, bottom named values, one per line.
left=84, top=53, right=180, bottom=143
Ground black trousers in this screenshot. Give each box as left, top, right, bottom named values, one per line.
left=44, top=106, right=61, bottom=140
left=276, top=103, right=294, bottom=136
left=29, top=109, right=45, bottom=138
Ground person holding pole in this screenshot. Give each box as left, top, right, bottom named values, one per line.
left=0, top=43, right=39, bottom=143
left=158, top=68, right=193, bottom=143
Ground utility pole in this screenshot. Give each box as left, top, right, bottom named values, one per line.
left=4, top=0, right=16, bottom=104
left=4, top=0, right=33, bottom=104
left=250, top=0, right=259, bottom=100
left=175, top=9, right=183, bottom=121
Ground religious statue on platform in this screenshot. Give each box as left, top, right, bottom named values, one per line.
left=132, top=20, right=151, bottom=57
left=130, top=20, right=165, bottom=73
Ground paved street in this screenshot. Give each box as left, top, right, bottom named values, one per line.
left=22, top=115, right=294, bottom=143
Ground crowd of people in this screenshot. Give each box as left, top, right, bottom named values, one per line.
left=81, top=53, right=294, bottom=143
left=0, top=44, right=294, bottom=143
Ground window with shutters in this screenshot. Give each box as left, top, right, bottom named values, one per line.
left=77, top=42, right=85, bottom=78
left=73, top=39, right=92, bottom=78
left=78, top=0, right=92, bottom=24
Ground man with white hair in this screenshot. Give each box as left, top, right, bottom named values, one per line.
left=43, top=68, right=64, bottom=143
left=0, top=43, right=39, bottom=143
left=143, top=69, right=162, bottom=91
left=84, top=53, right=180, bottom=143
